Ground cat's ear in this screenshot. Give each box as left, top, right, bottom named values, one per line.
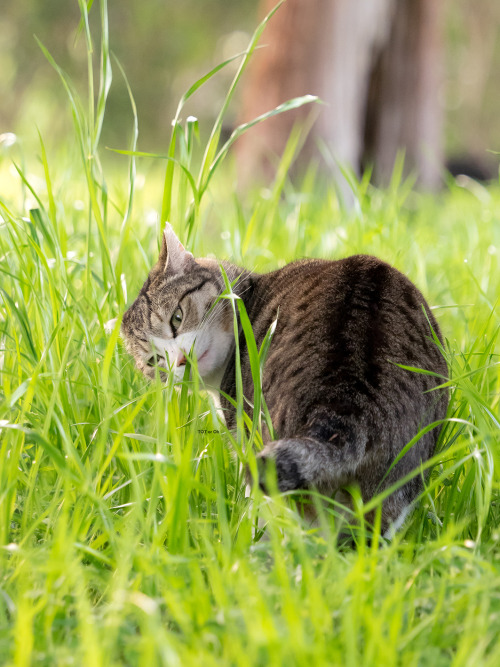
left=159, top=222, right=194, bottom=274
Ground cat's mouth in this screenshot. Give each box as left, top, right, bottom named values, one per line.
left=198, top=348, right=209, bottom=363
left=171, top=347, right=210, bottom=370
left=146, top=347, right=209, bottom=370
left=176, top=347, right=209, bottom=368
left=144, top=340, right=214, bottom=378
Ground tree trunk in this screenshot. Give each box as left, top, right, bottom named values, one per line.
left=235, top=0, right=332, bottom=186
left=364, top=0, right=444, bottom=187
left=236, top=0, right=444, bottom=191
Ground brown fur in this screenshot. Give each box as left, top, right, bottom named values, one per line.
left=122, top=227, right=448, bottom=533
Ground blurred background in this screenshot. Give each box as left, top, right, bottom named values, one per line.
left=1, top=0, right=499, bottom=188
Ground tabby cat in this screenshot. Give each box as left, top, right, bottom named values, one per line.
left=121, top=223, right=448, bottom=533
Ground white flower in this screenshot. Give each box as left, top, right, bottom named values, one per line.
left=0, top=133, right=16, bottom=148
left=104, top=318, right=118, bottom=334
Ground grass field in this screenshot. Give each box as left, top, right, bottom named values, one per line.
left=1, top=3, right=500, bottom=666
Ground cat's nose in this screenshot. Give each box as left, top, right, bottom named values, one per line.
left=176, top=351, right=187, bottom=367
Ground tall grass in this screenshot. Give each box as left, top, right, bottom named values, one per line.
left=1, top=1, right=500, bottom=665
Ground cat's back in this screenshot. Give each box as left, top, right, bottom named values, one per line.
left=241, top=254, right=446, bottom=438
left=249, top=253, right=441, bottom=355
left=218, top=253, right=448, bottom=522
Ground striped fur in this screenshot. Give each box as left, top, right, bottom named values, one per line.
left=122, top=226, right=448, bottom=533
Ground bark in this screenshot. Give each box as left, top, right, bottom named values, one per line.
left=235, top=0, right=331, bottom=185
left=364, top=0, right=444, bottom=187
left=236, top=0, right=444, bottom=190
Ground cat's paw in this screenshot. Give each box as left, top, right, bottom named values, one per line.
left=257, top=441, right=307, bottom=494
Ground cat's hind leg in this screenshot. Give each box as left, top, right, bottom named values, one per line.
left=257, top=406, right=424, bottom=536
left=256, top=409, right=369, bottom=493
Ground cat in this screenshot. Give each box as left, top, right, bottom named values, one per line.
left=121, top=223, right=448, bottom=533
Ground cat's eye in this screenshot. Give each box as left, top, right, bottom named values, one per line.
left=146, top=353, right=161, bottom=367
left=171, top=306, right=183, bottom=331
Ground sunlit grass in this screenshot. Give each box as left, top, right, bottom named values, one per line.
left=1, top=1, right=500, bottom=665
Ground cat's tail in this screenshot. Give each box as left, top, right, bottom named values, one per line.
left=257, top=408, right=368, bottom=493
left=255, top=406, right=429, bottom=535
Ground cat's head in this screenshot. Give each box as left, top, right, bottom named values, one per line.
left=121, top=223, right=235, bottom=384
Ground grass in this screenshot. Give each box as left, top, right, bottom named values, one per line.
left=1, top=1, right=500, bottom=665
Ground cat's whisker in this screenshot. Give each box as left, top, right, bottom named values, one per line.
left=200, top=297, right=228, bottom=330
